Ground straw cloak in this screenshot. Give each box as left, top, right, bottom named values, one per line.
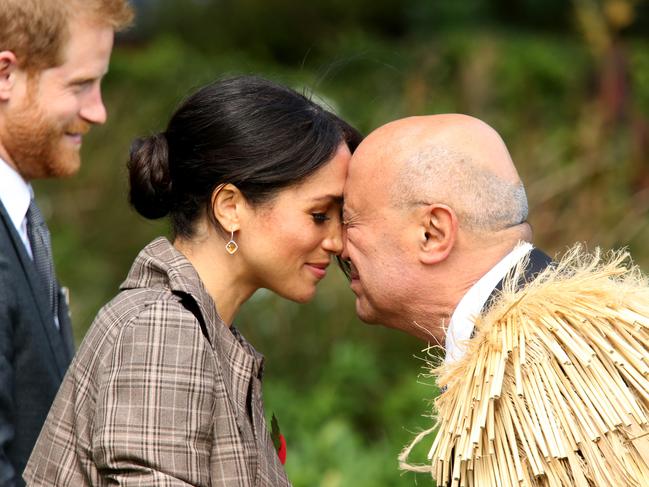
left=400, top=245, right=649, bottom=486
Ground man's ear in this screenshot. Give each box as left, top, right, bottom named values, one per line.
left=418, top=204, right=457, bottom=265
left=211, top=183, right=245, bottom=235
left=0, top=51, right=18, bottom=101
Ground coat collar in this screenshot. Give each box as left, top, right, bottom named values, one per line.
left=120, top=236, right=265, bottom=430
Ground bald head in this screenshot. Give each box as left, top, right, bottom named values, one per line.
left=354, top=114, right=528, bottom=234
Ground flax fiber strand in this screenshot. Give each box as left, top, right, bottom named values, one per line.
left=399, top=245, right=649, bottom=486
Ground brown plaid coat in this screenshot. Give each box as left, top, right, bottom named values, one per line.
left=24, top=238, right=291, bottom=486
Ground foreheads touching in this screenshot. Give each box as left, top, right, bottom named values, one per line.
left=128, top=76, right=362, bottom=239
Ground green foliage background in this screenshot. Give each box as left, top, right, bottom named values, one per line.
left=34, top=1, right=649, bottom=485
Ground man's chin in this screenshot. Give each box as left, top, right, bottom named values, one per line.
left=54, top=163, right=81, bottom=178
left=47, top=152, right=81, bottom=178
left=354, top=299, right=380, bottom=325
left=12, top=146, right=81, bottom=179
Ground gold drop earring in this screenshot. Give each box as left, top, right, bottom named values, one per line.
left=225, top=230, right=238, bottom=255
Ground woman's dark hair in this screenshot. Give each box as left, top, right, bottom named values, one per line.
left=127, top=75, right=363, bottom=238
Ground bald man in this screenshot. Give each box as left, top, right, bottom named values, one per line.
left=342, top=114, right=542, bottom=352
left=342, top=115, right=649, bottom=486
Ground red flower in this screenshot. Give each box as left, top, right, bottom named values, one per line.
left=271, top=414, right=287, bottom=465
left=278, top=433, right=287, bottom=465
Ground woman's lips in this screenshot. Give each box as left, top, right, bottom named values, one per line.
left=306, top=262, right=329, bottom=279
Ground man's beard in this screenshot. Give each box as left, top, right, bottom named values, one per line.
left=3, top=92, right=90, bottom=180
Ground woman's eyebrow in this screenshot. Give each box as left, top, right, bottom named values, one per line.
left=310, top=194, right=344, bottom=204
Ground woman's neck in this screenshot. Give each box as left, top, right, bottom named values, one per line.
left=173, top=228, right=256, bottom=326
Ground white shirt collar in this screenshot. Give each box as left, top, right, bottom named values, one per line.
left=0, top=156, right=33, bottom=257
left=445, top=241, right=533, bottom=364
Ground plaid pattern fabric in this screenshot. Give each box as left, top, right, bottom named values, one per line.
left=24, top=237, right=291, bottom=486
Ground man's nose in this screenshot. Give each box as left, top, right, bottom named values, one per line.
left=80, top=85, right=107, bottom=125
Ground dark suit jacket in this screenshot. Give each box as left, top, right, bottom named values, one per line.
left=0, top=199, right=74, bottom=486
left=484, top=247, right=554, bottom=311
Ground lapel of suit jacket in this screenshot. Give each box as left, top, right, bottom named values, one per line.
left=0, top=200, right=71, bottom=376
left=483, top=247, right=554, bottom=312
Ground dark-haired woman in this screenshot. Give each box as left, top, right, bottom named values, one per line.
left=25, top=76, right=362, bottom=487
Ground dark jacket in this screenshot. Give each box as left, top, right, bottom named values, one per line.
left=0, top=200, right=74, bottom=487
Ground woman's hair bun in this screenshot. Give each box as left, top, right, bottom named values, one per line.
left=127, top=133, right=173, bottom=219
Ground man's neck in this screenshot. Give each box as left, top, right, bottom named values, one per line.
left=408, top=225, right=533, bottom=344
left=173, top=227, right=258, bottom=327
left=456, top=224, right=533, bottom=292
left=445, top=241, right=534, bottom=362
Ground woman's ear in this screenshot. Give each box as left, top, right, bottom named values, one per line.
left=0, top=51, right=18, bottom=101
left=211, top=183, right=244, bottom=234
left=418, top=204, right=457, bottom=265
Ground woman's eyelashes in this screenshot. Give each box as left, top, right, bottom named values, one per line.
left=311, top=212, right=331, bottom=223
left=311, top=202, right=345, bottom=224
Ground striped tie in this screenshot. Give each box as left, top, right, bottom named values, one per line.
left=26, top=199, right=59, bottom=328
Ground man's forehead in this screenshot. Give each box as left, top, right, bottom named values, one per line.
left=346, top=155, right=382, bottom=198
left=348, top=141, right=400, bottom=181
left=344, top=167, right=390, bottom=219
left=344, top=117, right=439, bottom=211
